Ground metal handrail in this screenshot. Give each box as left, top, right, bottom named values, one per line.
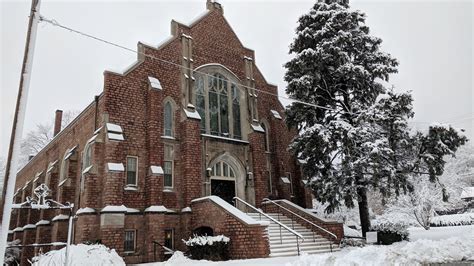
left=262, top=198, right=338, bottom=240
left=152, top=241, right=174, bottom=261
left=233, top=197, right=304, bottom=255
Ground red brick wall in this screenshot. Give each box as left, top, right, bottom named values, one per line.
left=190, top=198, right=270, bottom=259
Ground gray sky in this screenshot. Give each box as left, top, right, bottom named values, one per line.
left=1, top=0, right=473, bottom=159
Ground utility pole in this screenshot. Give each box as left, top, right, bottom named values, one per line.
left=0, top=0, right=42, bottom=263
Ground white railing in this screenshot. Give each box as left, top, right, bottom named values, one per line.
left=233, top=197, right=304, bottom=255
left=262, top=198, right=337, bottom=246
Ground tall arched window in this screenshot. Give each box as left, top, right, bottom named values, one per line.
left=164, top=101, right=173, bottom=137
left=194, top=68, right=243, bottom=139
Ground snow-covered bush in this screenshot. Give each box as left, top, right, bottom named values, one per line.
left=183, top=235, right=230, bottom=261
left=32, top=244, right=124, bottom=265
left=371, top=216, right=409, bottom=244
left=430, top=213, right=474, bottom=227
left=5, top=239, right=21, bottom=265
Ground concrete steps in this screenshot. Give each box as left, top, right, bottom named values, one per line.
left=246, top=212, right=339, bottom=257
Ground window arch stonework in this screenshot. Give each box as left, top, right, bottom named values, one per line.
left=193, top=65, right=246, bottom=140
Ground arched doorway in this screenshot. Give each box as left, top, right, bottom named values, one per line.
left=210, top=161, right=236, bottom=204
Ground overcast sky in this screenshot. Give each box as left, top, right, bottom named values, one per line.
left=1, top=0, right=473, bottom=159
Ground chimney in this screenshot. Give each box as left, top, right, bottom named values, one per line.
left=54, top=110, right=63, bottom=136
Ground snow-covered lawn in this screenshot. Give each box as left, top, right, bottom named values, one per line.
left=408, top=224, right=474, bottom=241
left=135, top=226, right=474, bottom=266
left=32, top=244, right=125, bottom=266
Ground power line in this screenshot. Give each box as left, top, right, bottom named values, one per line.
left=38, top=15, right=349, bottom=115
left=37, top=15, right=473, bottom=127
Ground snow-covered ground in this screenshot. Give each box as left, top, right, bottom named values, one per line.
left=409, top=224, right=474, bottom=241
left=135, top=225, right=473, bottom=266
left=32, top=244, right=125, bottom=266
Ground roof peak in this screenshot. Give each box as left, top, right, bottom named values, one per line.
left=206, top=0, right=223, bottom=14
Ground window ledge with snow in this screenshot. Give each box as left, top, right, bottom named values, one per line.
left=107, top=163, right=125, bottom=173
left=124, top=185, right=138, bottom=191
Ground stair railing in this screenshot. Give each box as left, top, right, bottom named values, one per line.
left=262, top=198, right=337, bottom=252
left=233, top=197, right=304, bottom=255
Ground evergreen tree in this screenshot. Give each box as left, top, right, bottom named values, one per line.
left=284, top=1, right=468, bottom=236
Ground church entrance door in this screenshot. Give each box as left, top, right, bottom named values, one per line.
left=211, top=179, right=235, bottom=204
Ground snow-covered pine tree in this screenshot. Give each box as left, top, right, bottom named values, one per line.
left=284, top=1, right=468, bottom=236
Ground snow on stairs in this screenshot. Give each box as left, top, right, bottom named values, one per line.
left=246, top=212, right=340, bottom=257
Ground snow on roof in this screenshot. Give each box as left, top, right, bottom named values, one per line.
left=82, top=165, right=93, bottom=175
left=107, top=132, right=124, bottom=141
left=47, top=160, right=58, bottom=173
left=107, top=163, right=125, bottom=173
left=127, top=208, right=140, bottom=213
left=76, top=207, right=96, bottom=215
left=251, top=124, right=265, bottom=133
left=58, top=178, right=68, bottom=187
left=106, top=123, right=123, bottom=133
left=101, top=205, right=128, bottom=213
left=181, top=207, right=192, bottom=213
left=181, top=33, right=193, bottom=40
left=23, top=224, right=36, bottom=230
left=270, top=110, right=283, bottom=119
left=148, top=76, right=163, bottom=90
left=461, top=187, right=474, bottom=199
left=87, top=134, right=98, bottom=144
left=93, top=126, right=103, bottom=135
left=64, top=145, right=78, bottom=160
left=13, top=227, right=23, bottom=232
left=150, top=166, right=164, bottom=175
left=52, top=214, right=69, bottom=222
left=184, top=108, right=202, bottom=120
left=191, top=196, right=262, bottom=226
left=36, top=220, right=51, bottom=226
left=33, top=172, right=42, bottom=182
left=243, top=56, right=253, bottom=61
left=281, top=177, right=291, bottom=184
left=301, top=180, right=308, bottom=185
left=144, top=205, right=173, bottom=213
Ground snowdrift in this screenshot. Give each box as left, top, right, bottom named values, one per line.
left=32, top=244, right=125, bottom=266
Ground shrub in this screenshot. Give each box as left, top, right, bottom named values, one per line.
left=430, top=213, right=474, bottom=227
left=183, top=235, right=230, bottom=261
left=371, top=218, right=409, bottom=245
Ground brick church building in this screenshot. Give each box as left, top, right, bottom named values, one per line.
left=8, top=1, right=342, bottom=264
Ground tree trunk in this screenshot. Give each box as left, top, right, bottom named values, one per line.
left=357, top=186, right=371, bottom=237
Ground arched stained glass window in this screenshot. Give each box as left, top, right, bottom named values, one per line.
left=193, top=69, right=243, bottom=139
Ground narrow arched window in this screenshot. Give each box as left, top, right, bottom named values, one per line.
left=164, top=101, right=173, bottom=137
left=261, top=122, right=270, bottom=152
